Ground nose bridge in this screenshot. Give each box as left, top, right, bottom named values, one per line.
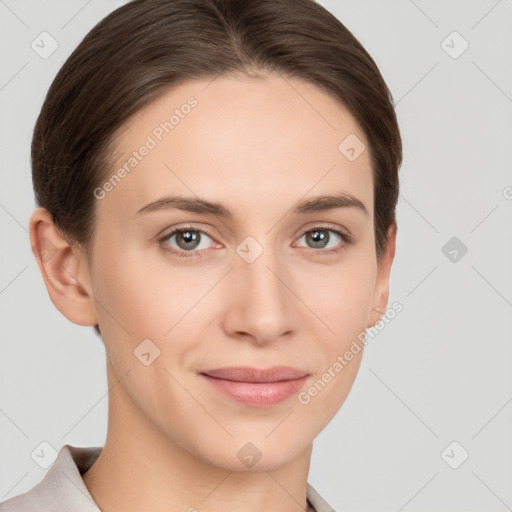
left=225, top=235, right=294, bottom=342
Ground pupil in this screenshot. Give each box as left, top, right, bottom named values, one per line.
left=178, top=230, right=200, bottom=249
left=308, top=230, right=328, bottom=248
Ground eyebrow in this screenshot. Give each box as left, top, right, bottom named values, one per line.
left=135, top=193, right=368, bottom=219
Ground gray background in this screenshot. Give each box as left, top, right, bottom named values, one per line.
left=1, top=1, right=511, bottom=511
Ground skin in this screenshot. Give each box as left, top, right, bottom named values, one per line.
left=29, top=72, right=396, bottom=512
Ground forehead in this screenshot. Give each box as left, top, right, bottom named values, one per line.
left=97, top=73, right=373, bottom=222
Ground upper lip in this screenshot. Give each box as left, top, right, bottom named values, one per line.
left=200, top=366, right=309, bottom=383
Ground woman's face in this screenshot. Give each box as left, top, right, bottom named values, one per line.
left=76, top=72, right=394, bottom=469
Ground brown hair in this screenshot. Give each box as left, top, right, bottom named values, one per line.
left=32, top=0, right=402, bottom=337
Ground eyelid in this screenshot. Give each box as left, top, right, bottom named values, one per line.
left=293, top=221, right=353, bottom=241
left=157, top=222, right=217, bottom=240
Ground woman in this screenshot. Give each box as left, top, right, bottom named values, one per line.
left=0, top=0, right=401, bottom=510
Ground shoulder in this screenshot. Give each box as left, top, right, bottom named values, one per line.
left=0, top=444, right=102, bottom=512
left=0, top=484, right=55, bottom=512
left=306, top=482, right=338, bottom=512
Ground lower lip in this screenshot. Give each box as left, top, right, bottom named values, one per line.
left=200, top=374, right=309, bottom=407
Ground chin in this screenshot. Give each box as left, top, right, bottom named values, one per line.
left=191, top=432, right=311, bottom=472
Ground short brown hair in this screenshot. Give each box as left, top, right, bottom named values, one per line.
left=32, top=0, right=402, bottom=337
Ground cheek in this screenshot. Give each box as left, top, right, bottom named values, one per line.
left=89, top=238, right=166, bottom=342
left=298, top=253, right=377, bottom=340
left=91, top=238, right=218, bottom=352
left=295, top=256, right=376, bottom=421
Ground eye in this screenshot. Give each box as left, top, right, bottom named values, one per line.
left=158, top=226, right=216, bottom=257
left=158, top=224, right=352, bottom=259
left=294, top=226, right=352, bottom=254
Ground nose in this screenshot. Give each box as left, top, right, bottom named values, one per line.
left=220, top=245, right=296, bottom=346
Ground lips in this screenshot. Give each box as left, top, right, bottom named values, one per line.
left=200, top=366, right=309, bottom=383
left=199, top=366, right=311, bottom=407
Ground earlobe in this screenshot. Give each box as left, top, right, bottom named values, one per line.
left=29, top=207, right=98, bottom=327
left=367, top=223, right=397, bottom=328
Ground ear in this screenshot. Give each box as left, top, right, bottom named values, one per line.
left=29, top=207, right=98, bottom=327
left=367, top=222, right=397, bottom=328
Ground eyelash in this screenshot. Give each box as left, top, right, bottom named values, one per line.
left=157, top=224, right=353, bottom=258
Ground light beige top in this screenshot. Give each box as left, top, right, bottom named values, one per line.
left=0, top=444, right=336, bottom=512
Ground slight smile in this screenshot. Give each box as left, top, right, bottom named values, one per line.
left=199, top=366, right=311, bottom=407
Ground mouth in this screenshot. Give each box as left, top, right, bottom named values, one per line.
left=199, top=366, right=310, bottom=407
